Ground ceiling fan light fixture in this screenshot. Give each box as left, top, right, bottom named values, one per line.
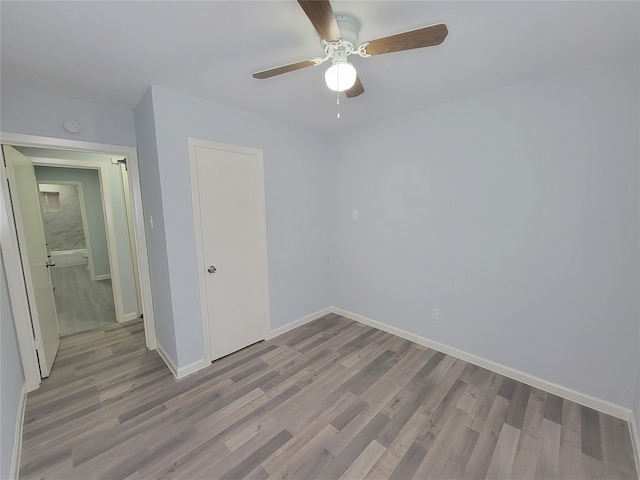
left=325, top=62, right=357, bottom=92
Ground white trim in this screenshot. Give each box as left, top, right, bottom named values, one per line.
left=118, top=147, right=156, bottom=349
left=10, top=385, right=28, bottom=480
left=330, top=306, right=632, bottom=420
left=268, top=307, right=334, bottom=339
left=0, top=133, right=156, bottom=361
left=122, top=312, right=141, bottom=322
left=156, top=342, right=209, bottom=380
left=32, top=158, right=126, bottom=323
left=94, top=274, right=112, bottom=281
left=187, top=138, right=212, bottom=363
left=177, top=359, right=211, bottom=379
left=630, top=410, right=640, bottom=477
left=76, top=182, right=95, bottom=279
left=187, top=138, right=271, bottom=362
left=0, top=132, right=156, bottom=350
left=155, top=342, right=178, bottom=378
left=118, top=164, right=142, bottom=314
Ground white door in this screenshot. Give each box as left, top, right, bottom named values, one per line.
left=3, top=145, right=60, bottom=377
left=189, top=139, right=269, bottom=361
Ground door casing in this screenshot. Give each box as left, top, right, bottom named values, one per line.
left=188, top=137, right=270, bottom=364
left=0, top=132, right=156, bottom=390
left=32, top=158, right=133, bottom=323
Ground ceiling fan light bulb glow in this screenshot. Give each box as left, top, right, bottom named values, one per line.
left=325, top=62, right=357, bottom=92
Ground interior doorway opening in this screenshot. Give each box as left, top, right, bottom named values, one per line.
left=36, top=175, right=117, bottom=336
left=0, top=133, right=156, bottom=389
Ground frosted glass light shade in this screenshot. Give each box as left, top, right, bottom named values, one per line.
left=325, top=62, right=357, bottom=92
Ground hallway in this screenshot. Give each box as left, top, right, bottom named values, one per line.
left=50, top=265, right=116, bottom=336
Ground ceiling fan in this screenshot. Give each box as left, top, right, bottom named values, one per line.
left=252, top=0, right=448, bottom=98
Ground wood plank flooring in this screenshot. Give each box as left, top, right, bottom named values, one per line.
left=19, top=314, right=638, bottom=479
left=50, top=265, right=116, bottom=335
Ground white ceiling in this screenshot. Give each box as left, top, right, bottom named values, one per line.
left=1, top=1, right=638, bottom=133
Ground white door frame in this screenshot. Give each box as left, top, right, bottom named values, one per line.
left=187, top=138, right=271, bottom=362
left=0, top=132, right=156, bottom=390
left=118, top=163, right=143, bottom=313
left=32, top=158, right=128, bottom=322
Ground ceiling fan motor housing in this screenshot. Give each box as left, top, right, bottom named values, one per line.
left=252, top=1, right=448, bottom=100
left=335, top=14, right=359, bottom=50
left=331, top=47, right=349, bottom=64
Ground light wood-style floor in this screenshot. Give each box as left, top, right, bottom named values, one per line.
left=19, top=314, right=637, bottom=479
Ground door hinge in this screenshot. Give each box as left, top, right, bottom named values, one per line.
left=112, top=157, right=127, bottom=170
left=34, top=337, right=43, bottom=352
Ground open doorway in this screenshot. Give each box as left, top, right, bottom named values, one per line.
left=25, top=150, right=143, bottom=326
left=36, top=174, right=117, bottom=335
left=0, top=133, right=156, bottom=388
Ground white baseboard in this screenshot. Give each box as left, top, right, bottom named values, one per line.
left=330, top=306, right=632, bottom=421
left=629, top=410, right=640, bottom=477
left=158, top=307, right=337, bottom=380
left=268, top=306, right=334, bottom=339
left=177, top=358, right=210, bottom=379
left=10, top=384, right=28, bottom=480
left=157, top=308, right=337, bottom=381
left=155, top=342, right=178, bottom=378
left=120, top=312, right=142, bottom=323
left=155, top=342, right=210, bottom=380
left=152, top=304, right=639, bottom=465
left=93, top=274, right=111, bottom=281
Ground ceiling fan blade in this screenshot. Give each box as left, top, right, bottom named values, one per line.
left=364, top=23, right=448, bottom=56
left=252, top=60, right=317, bottom=79
left=298, top=0, right=341, bottom=42
left=345, top=75, right=364, bottom=98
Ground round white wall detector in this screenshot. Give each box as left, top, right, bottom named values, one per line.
left=63, top=120, right=80, bottom=133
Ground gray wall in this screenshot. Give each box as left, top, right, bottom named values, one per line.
left=1, top=85, right=136, bottom=147
left=34, top=167, right=110, bottom=277
left=331, top=54, right=640, bottom=409
left=133, top=88, right=177, bottom=361
left=636, top=368, right=640, bottom=437
left=134, top=86, right=332, bottom=368
left=2, top=54, right=638, bottom=440
left=636, top=309, right=640, bottom=435
left=0, top=252, right=25, bottom=480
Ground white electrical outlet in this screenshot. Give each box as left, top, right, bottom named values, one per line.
left=352, top=209, right=359, bottom=220
left=432, top=308, right=440, bottom=321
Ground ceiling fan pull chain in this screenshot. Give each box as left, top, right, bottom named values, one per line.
left=336, top=63, right=341, bottom=119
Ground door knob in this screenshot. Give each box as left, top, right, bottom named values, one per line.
left=208, top=265, right=217, bottom=274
